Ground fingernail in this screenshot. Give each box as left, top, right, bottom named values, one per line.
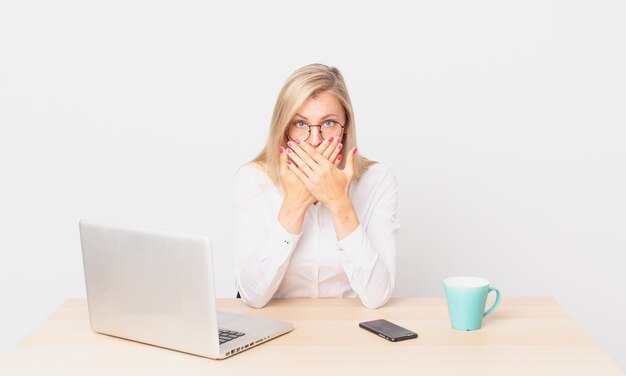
left=279, top=146, right=284, bottom=153
left=328, top=136, right=334, bottom=143
left=287, top=141, right=293, bottom=147
left=353, top=147, right=358, bottom=155
left=337, top=154, right=343, bottom=161
left=286, top=159, right=291, bottom=165
left=295, top=139, right=300, bottom=144
left=286, top=148, right=292, bottom=154
left=337, top=143, right=342, bottom=150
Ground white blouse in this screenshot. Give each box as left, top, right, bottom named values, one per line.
left=233, top=163, right=400, bottom=309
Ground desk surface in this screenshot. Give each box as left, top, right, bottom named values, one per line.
left=0, top=297, right=622, bottom=375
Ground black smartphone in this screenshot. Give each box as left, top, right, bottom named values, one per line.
left=359, top=319, right=418, bottom=342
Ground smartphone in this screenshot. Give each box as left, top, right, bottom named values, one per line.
left=359, top=319, right=418, bottom=342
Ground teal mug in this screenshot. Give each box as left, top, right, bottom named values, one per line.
left=444, top=276, right=501, bottom=331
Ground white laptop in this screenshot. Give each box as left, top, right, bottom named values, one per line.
left=79, top=219, right=293, bottom=359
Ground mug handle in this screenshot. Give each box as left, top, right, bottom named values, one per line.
left=483, top=287, right=501, bottom=317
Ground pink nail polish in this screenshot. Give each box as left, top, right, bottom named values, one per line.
left=353, top=147, right=358, bottom=155
left=286, top=148, right=292, bottom=154
left=286, top=159, right=291, bottom=165
left=295, top=139, right=300, bottom=144
left=337, top=154, right=343, bottom=161
left=337, top=143, right=342, bottom=150
left=287, top=141, right=293, bottom=147
left=279, top=146, right=284, bottom=153
left=328, top=136, right=334, bottom=143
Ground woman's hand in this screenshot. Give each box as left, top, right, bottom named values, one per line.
left=279, top=145, right=316, bottom=209
left=277, top=137, right=343, bottom=234
left=285, top=140, right=360, bottom=240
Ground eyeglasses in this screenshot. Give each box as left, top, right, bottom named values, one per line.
left=287, top=120, right=345, bottom=142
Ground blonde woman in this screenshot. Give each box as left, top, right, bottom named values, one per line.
left=234, top=64, right=400, bottom=309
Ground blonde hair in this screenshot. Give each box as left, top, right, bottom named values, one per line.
left=251, top=63, right=376, bottom=185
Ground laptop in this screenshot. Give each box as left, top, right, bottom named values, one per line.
left=79, top=219, right=293, bottom=359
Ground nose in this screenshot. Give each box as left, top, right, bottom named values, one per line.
left=307, top=126, right=323, bottom=147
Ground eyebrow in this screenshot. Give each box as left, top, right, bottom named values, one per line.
left=294, top=113, right=339, bottom=121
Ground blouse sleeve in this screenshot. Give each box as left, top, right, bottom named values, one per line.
left=336, top=166, right=400, bottom=308
left=233, top=165, right=301, bottom=308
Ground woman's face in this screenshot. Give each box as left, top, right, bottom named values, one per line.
left=288, top=90, right=346, bottom=147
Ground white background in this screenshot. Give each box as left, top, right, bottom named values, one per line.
left=1, top=0, right=624, bottom=371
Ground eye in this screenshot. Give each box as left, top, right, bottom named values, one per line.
left=294, top=121, right=307, bottom=128
left=323, top=120, right=336, bottom=128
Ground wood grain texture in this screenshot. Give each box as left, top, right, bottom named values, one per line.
left=0, top=298, right=622, bottom=375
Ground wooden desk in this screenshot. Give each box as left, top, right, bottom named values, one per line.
left=0, top=298, right=622, bottom=375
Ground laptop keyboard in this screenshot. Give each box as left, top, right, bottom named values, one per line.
left=219, top=329, right=245, bottom=344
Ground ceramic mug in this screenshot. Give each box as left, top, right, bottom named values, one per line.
left=444, top=276, right=501, bottom=331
